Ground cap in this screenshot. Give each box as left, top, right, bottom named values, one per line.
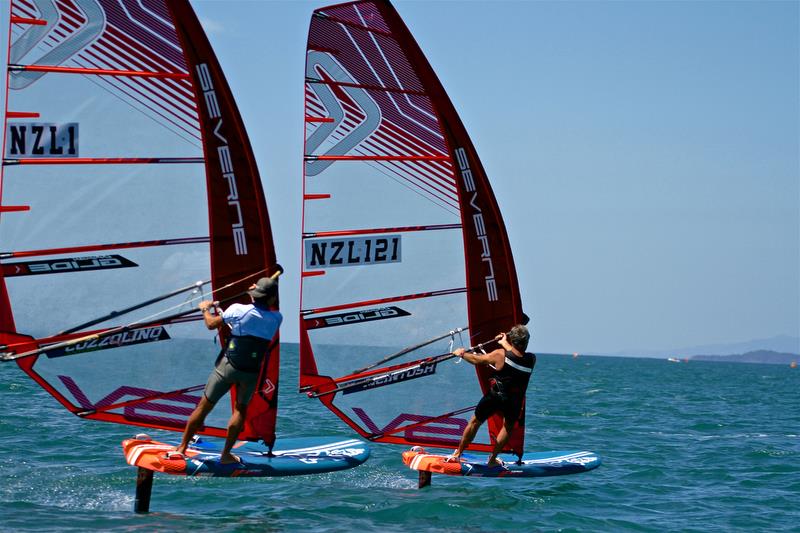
left=247, top=277, right=277, bottom=299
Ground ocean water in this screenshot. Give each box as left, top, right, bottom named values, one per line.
left=1, top=346, right=798, bottom=532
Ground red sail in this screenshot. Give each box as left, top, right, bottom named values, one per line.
left=300, top=1, right=525, bottom=454
left=0, top=0, right=278, bottom=445
left=169, top=1, right=279, bottom=446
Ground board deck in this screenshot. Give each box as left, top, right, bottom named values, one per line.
left=402, top=447, right=600, bottom=478
left=123, top=435, right=370, bottom=477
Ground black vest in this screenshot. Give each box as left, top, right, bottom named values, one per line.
left=225, top=335, right=271, bottom=373
left=491, top=350, right=536, bottom=398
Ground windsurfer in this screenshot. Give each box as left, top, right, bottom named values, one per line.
left=446, top=325, right=535, bottom=467
left=174, top=277, right=282, bottom=464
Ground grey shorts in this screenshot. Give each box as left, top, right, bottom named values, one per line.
left=203, top=357, right=258, bottom=406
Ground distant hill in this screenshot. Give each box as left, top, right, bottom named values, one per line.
left=612, top=335, right=800, bottom=358
left=690, top=350, right=798, bottom=365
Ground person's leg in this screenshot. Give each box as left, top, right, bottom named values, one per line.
left=486, top=417, right=514, bottom=466
left=446, top=415, right=482, bottom=462
left=219, top=402, right=248, bottom=464
left=175, top=396, right=215, bottom=454
left=447, top=393, right=497, bottom=462
left=177, top=360, right=232, bottom=455
left=219, top=371, right=257, bottom=464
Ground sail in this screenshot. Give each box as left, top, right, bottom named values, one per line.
left=300, top=0, right=525, bottom=454
left=0, top=0, right=279, bottom=445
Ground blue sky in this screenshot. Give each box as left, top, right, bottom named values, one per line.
left=190, top=0, right=798, bottom=355
left=2, top=1, right=797, bottom=355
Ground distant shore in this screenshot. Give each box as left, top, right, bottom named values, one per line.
left=552, top=350, right=798, bottom=365
left=689, top=350, right=798, bottom=365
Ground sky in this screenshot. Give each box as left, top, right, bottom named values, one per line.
left=2, top=0, right=798, bottom=356
left=187, top=0, right=798, bottom=355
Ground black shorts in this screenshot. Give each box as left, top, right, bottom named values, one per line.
left=474, top=391, right=523, bottom=423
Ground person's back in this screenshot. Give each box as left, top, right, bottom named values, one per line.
left=224, top=302, right=281, bottom=340
left=493, top=349, right=535, bottom=398
left=223, top=302, right=282, bottom=372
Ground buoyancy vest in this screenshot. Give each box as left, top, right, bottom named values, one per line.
left=491, top=350, right=536, bottom=399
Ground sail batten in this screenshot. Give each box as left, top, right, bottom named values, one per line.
left=9, top=64, right=190, bottom=79
left=10, top=17, right=47, bottom=26
left=1, top=237, right=211, bottom=259
left=0, top=205, right=29, bottom=212
left=301, top=288, right=468, bottom=316
left=6, top=111, right=39, bottom=118
left=305, top=154, right=446, bottom=161
left=303, top=223, right=461, bottom=238
left=4, top=157, right=204, bottom=165
left=306, top=77, right=426, bottom=96
left=301, top=0, right=525, bottom=455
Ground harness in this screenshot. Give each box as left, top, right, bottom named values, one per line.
left=225, top=334, right=272, bottom=373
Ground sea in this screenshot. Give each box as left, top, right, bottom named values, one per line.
left=1, top=346, right=798, bottom=532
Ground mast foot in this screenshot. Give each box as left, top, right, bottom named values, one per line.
left=134, top=467, right=154, bottom=513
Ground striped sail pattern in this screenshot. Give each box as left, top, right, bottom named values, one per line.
left=0, top=0, right=280, bottom=445
left=300, top=0, right=525, bottom=454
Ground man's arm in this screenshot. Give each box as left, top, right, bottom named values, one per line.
left=199, top=300, right=223, bottom=330
left=453, top=347, right=504, bottom=366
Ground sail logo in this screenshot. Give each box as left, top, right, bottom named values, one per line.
left=260, top=378, right=275, bottom=396
left=352, top=407, right=467, bottom=445
left=9, top=0, right=105, bottom=90
left=5, top=123, right=78, bottom=158
left=343, top=362, right=437, bottom=395
left=3, top=255, right=137, bottom=277
left=546, top=455, right=597, bottom=466
left=45, top=326, right=171, bottom=358
left=305, top=236, right=401, bottom=269
left=304, top=53, right=381, bottom=177
left=58, top=375, right=197, bottom=427
left=299, top=447, right=367, bottom=464
left=196, top=63, right=248, bottom=255
left=305, top=306, right=410, bottom=330
left=455, top=147, right=498, bottom=301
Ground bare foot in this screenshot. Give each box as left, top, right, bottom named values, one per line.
left=486, top=457, right=505, bottom=468
left=219, top=453, right=241, bottom=465
left=166, top=446, right=187, bottom=459
left=164, top=451, right=185, bottom=460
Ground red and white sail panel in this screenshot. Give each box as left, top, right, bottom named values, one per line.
left=0, top=0, right=279, bottom=444
left=300, top=0, right=524, bottom=454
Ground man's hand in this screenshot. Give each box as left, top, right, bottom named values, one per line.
left=496, top=332, right=512, bottom=351
left=453, top=347, right=466, bottom=357
left=200, top=300, right=223, bottom=330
